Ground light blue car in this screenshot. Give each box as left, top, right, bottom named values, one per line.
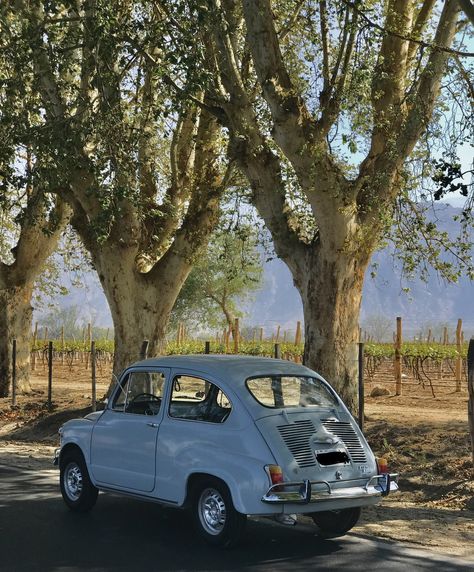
left=55, top=355, right=398, bottom=547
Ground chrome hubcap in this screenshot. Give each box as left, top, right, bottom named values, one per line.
left=198, top=488, right=227, bottom=535
left=64, top=463, right=83, bottom=501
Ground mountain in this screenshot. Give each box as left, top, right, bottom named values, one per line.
left=34, top=204, right=473, bottom=340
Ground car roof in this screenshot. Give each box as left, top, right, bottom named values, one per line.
left=130, top=354, right=319, bottom=385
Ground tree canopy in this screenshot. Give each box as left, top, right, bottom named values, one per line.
left=172, top=209, right=263, bottom=332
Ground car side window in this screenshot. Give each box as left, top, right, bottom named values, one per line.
left=112, top=371, right=165, bottom=415
left=169, top=375, right=232, bottom=423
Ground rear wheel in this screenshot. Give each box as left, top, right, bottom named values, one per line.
left=60, top=451, right=98, bottom=512
left=311, top=507, right=361, bottom=538
left=192, top=478, right=247, bottom=548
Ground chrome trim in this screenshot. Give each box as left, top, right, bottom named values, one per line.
left=262, top=473, right=399, bottom=504
left=53, top=448, right=60, bottom=467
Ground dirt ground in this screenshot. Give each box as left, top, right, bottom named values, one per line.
left=0, top=362, right=473, bottom=559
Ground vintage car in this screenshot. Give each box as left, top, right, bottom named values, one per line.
left=55, top=355, right=398, bottom=547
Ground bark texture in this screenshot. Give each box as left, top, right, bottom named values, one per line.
left=0, top=284, right=34, bottom=396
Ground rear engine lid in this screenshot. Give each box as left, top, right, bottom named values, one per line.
left=255, top=411, right=374, bottom=481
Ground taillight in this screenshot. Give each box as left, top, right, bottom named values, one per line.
left=377, top=457, right=388, bottom=474
left=266, top=464, right=284, bottom=485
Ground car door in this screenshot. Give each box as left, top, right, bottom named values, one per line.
left=90, top=367, right=169, bottom=493
left=154, top=370, right=234, bottom=503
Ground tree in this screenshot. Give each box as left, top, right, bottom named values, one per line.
left=172, top=214, right=263, bottom=332
left=1, top=1, right=230, bottom=376
left=0, top=190, right=69, bottom=395
left=361, top=314, right=392, bottom=343
left=163, top=0, right=472, bottom=408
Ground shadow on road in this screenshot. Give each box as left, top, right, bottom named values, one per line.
left=0, top=466, right=471, bottom=571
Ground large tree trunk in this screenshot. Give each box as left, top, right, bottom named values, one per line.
left=0, top=283, right=34, bottom=397
left=94, top=248, right=192, bottom=387
left=297, top=247, right=369, bottom=413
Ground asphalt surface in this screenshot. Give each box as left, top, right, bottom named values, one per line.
left=0, top=464, right=472, bottom=572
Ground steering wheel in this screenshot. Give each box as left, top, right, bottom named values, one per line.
left=128, top=393, right=161, bottom=415
left=129, top=393, right=160, bottom=403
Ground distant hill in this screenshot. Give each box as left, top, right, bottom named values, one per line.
left=34, top=203, right=473, bottom=340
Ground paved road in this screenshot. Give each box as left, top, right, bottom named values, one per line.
left=0, top=464, right=472, bottom=572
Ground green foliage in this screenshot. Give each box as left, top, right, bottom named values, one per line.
left=364, top=342, right=469, bottom=360
left=171, top=209, right=263, bottom=330
left=31, top=334, right=469, bottom=364
left=161, top=340, right=303, bottom=358
left=32, top=338, right=114, bottom=353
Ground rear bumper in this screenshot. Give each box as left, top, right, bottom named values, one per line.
left=262, top=473, right=398, bottom=505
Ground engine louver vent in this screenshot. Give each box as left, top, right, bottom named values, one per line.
left=277, top=419, right=317, bottom=468
left=322, top=420, right=367, bottom=463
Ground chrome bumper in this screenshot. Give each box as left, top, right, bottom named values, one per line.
left=52, top=448, right=60, bottom=467
left=262, top=473, right=398, bottom=504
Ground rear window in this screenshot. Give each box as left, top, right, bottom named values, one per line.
left=246, top=375, right=338, bottom=409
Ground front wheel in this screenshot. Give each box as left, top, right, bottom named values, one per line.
left=192, top=479, right=247, bottom=548
left=311, top=507, right=361, bottom=538
left=60, top=451, right=98, bottom=512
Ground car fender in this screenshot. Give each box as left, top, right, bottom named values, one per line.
left=175, top=441, right=278, bottom=515
left=60, top=418, right=97, bottom=468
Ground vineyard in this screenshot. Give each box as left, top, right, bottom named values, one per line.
left=27, top=337, right=471, bottom=401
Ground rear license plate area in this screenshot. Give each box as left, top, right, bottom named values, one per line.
left=316, top=450, right=350, bottom=466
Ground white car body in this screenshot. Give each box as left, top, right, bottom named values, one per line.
left=56, top=355, right=398, bottom=545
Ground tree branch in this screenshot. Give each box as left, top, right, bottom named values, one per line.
left=7, top=193, right=71, bottom=286
left=240, top=0, right=319, bottom=160
left=228, top=135, right=310, bottom=282
left=407, top=0, right=437, bottom=64
left=278, top=0, right=306, bottom=41
left=342, top=0, right=474, bottom=57
left=318, top=4, right=358, bottom=136
left=458, top=0, right=474, bottom=26
left=399, top=0, right=461, bottom=158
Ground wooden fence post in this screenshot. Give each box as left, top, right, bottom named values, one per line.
left=31, top=322, right=38, bottom=371
left=47, top=341, right=53, bottom=406
left=467, top=338, right=474, bottom=470
left=394, top=317, right=402, bottom=396
left=275, top=325, right=281, bottom=343
left=295, top=321, right=302, bottom=345
left=85, top=323, right=92, bottom=370
left=91, top=341, right=97, bottom=413
left=358, top=342, right=364, bottom=431
left=234, top=318, right=239, bottom=354
left=274, top=343, right=281, bottom=359
left=204, top=341, right=210, bottom=354
left=225, top=329, right=230, bottom=353
left=61, top=325, right=65, bottom=365
left=12, top=339, right=17, bottom=407
left=259, top=327, right=264, bottom=342
left=81, top=327, right=86, bottom=363
left=456, top=319, right=463, bottom=392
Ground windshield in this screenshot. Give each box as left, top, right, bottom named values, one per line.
left=246, top=375, right=338, bottom=409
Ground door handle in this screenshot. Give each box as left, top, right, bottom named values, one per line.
left=146, top=422, right=159, bottom=428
